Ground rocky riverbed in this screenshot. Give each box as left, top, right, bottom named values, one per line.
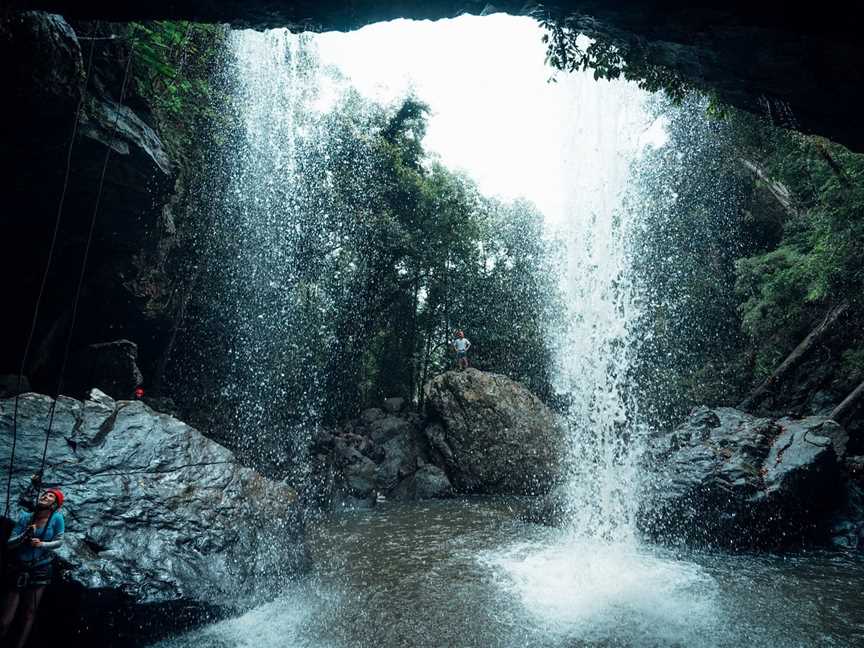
left=2, top=372, right=862, bottom=646
left=308, top=369, right=566, bottom=509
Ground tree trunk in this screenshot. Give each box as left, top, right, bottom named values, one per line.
left=407, top=282, right=418, bottom=406
left=830, top=379, right=864, bottom=423
left=813, top=140, right=852, bottom=188
left=739, top=158, right=801, bottom=218
left=738, top=302, right=849, bottom=411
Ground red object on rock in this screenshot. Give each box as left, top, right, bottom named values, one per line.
left=134, top=387, right=144, bottom=399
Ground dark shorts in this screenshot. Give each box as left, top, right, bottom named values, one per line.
left=457, top=351, right=467, bottom=359
left=5, top=560, right=52, bottom=590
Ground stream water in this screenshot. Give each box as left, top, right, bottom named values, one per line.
left=162, top=498, right=864, bottom=647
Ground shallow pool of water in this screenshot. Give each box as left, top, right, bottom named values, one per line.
left=160, top=498, right=864, bottom=647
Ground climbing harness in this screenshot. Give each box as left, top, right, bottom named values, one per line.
left=7, top=509, right=58, bottom=589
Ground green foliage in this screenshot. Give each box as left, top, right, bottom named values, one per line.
left=302, top=93, right=562, bottom=418
left=633, top=93, right=864, bottom=421
left=733, top=126, right=864, bottom=379
left=174, top=80, right=561, bottom=424
left=537, top=12, right=687, bottom=102
left=839, top=348, right=864, bottom=385
left=629, top=95, right=758, bottom=426
left=128, top=21, right=230, bottom=164
left=705, top=93, right=730, bottom=121
left=736, top=245, right=810, bottom=336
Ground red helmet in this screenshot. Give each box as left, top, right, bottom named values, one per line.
left=134, top=387, right=145, bottom=399
left=456, top=330, right=464, bottom=337
left=44, top=488, right=64, bottom=509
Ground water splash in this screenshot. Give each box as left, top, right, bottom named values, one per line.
left=487, top=539, right=720, bottom=646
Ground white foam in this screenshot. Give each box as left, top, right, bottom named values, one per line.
left=486, top=538, right=721, bottom=646
left=159, top=588, right=338, bottom=648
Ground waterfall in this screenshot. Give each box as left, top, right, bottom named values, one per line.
left=187, top=19, right=657, bottom=520
left=184, top=29, right=328, bottom=474
left=161, top=17, right=745, bottom=648
left=488, top=53, right=724, bottom=646
left=552, top=76, right=652, bottom=542
left=198, top=15, right=657, bottom=532
left=213, top=15, right=658, bottom=555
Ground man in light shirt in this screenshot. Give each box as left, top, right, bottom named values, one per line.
left=451, top=330, right=471, bottom=370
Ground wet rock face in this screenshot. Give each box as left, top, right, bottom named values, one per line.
left=66, top=339, right=143, bottom=399
left=0, top=12, right=178, bottom=390
left=313, top=408, right=447, bottom=508
left=0, top=391, right=306, bottom=646
left=1, top=11, right=83, bottom=119
left=423, top=369, right=564, bottom=495
left=393, top=461, right=453, bottom=500
left=641, top=406, right=846, bottom=548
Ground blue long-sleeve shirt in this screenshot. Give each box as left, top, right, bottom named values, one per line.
left=7, top=511, right=65, bottom=565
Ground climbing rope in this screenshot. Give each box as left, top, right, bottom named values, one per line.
left=4, top=30, right=99, bottom=519
left=159, top=22, right=194, bottom=97
left=5, top=26, right=141, bottom=517
left=34, top=37, right=138, bottom=499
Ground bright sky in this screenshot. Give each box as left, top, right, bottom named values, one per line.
left=314, top=14, right=665, bottom=226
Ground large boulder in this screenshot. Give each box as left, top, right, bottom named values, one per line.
left=392, top=460, right=453, bottom=500
left=641, top=406, right=846, bottom=548
left=423, top=369, right=564, bottom=495
left=0, top=391, right=306, bottom=646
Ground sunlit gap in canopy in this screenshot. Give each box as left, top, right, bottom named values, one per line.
left=311, top=13, right=668, bottom=229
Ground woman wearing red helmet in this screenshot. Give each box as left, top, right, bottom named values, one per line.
left=0, top=487, right=65, bottom=648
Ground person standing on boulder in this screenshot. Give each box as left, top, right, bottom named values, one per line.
left=0, top=487, right=65, bottom=648
left=451, top=330, right=471, bottom=370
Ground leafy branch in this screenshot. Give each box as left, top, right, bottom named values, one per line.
left=536, top=11, right=688, bottom=103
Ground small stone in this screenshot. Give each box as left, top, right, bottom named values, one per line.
left=383, top=397, right=406, bottom=414
left=360, top=407, right=384, bottom=424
